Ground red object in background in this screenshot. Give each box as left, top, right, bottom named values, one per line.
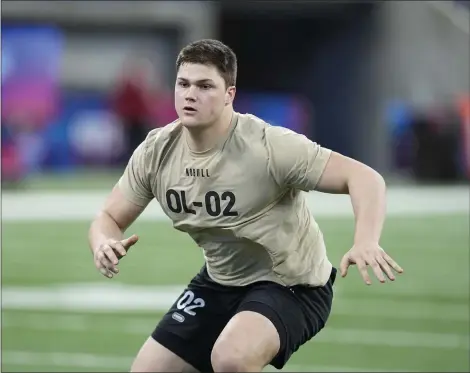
left=111, top=58, right=157, bottom=125
left=111, top=57, right=176, bottom=129
left=112, top=79, right=176, bottom=128
left=457, top=95, right=470, bottom=178
left=1, top=143, right=24, bottom=182
left=112, top=79, right=153, bottom=122
left=150, top=94, right=177, bottom=126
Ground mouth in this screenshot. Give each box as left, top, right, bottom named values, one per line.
left=183, top=106, right=197, bottom=113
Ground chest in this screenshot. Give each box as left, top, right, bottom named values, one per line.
left=154, top=149, right=278, bottom=228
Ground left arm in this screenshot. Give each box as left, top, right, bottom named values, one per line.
left=265, top=126, right=403, bottom=285
left=315, top=152, right=403, bottom=285
left=315, top=151, right=386, bottom=246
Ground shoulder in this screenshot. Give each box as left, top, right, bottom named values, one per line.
left=141, top=119, right=183, bottom=156
left=233, top=113, right=271, bottom=147
left=134, top=119, right=183, bottom=173
left=264, top=122, right=303, bottom=141
left=234, top=112, right=303, bottom=148
left=235, top=113, right=268, bottom=135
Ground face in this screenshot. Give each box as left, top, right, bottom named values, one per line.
left=175, top=63, right=235, bottom=128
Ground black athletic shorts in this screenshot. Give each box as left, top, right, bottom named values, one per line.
left=151, top=265, right=336, bottom=371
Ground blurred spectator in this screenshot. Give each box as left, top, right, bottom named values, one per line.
left=2, top=110, right=48, bottom=187
left=111, top=56, right=161, bottom=160
left=1, top=122, right=25, bottom=187
left=411, top=104, right=462, bottom=183
left=457, top=95, right=470, bottom=178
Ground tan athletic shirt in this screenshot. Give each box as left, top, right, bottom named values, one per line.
left=119, top=112, right=333, bottom=287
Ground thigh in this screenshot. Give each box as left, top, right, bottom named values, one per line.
left=211, top=310, right=281, bottom=372
left=131, top=337, right=198, bottom=372
left=151, top=266, right=240, bottom=372
left=237, top=268, right=337, bottom=370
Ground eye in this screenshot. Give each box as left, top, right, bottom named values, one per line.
left=201, top=84, right=212, bottom=90
left=178, top=81, right=189, bottom=88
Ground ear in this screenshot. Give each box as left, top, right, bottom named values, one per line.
left=225, top=86, right=236, bottom=106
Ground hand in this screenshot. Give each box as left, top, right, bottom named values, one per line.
left=339, top=242, right=403, bottom=285
left=93, top=234, right=139, bottom=278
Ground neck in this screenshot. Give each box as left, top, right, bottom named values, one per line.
left=185, top=107, right=234, bottom=153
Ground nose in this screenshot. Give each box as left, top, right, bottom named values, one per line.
left=185, top=85, right=197, bottom=102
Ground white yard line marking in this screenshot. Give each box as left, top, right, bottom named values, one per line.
left=3, top=186, right=469, bottom=221
left=3, top=284, right=468, bottom=322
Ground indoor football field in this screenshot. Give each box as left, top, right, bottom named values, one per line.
left=2, top=184, right=469, bottom=372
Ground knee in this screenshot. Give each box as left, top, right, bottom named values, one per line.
left=211, top=345, right=255, bottom=373
left=211, top=354, right=249, bottom=372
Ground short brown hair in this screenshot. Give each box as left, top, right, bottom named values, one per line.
left=176, top=39, right=237, bottom=87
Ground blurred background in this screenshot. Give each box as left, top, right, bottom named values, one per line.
left=2, top=1, right=469, bottom=372
left=1, top=0, right=469, bottom=186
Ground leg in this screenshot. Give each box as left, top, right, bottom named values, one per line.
left=211, top=310, right=280, bottom=372
left=134, top=266, right=237, bottom=372
left=212, top=268, right=337, bottom=372
left=131, top=337, right=198, bottom=372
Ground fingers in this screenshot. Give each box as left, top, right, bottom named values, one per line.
left=93, top=235, right=138, bottom=279
left=355, top=258, right=372, bottom=285
left=339, top=255, right=350, bottom=277
left=367, top=257, right=386, bottom=283
left=103, top=245, right=120, bottom=266
left=97, top=250, right=118, bottom=273
left=96, top=261, right=112, bottom=278
left=360, top=250, right=403, bottom=285
left=376, top=255, right=395, bottom=281
left=95, top=254, right=114, bottom=279
left=383, top=252, right=404, bottom=274
left=112, top=241, right=127, bottom=259
left=95, top=244, right=120, bottom=278
left=121, top=234, right=139, bottom=250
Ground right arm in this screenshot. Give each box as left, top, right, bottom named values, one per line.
left=88, top=135, right=155, bottom=278
left=88, top=185, right=148, bottom=278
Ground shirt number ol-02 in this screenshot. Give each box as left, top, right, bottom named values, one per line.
left=166, top=189, right=238, bottom=217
